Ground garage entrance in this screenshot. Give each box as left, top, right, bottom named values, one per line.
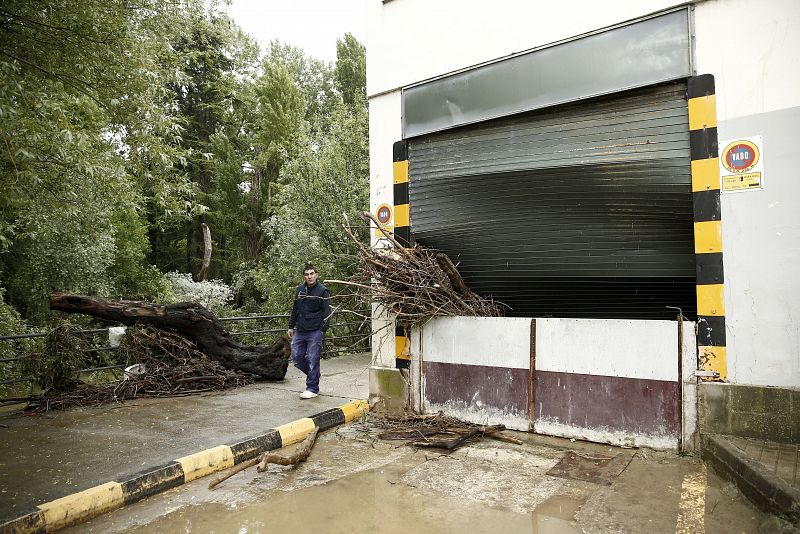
left=408, top=82, right=695, bottom=320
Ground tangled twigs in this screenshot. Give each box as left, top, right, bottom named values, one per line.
left=331, top=213, right=503, bottom=327
left=372, top=412, right=522, bottom=450
left=24, top=326, right=255, bottom=412
left=20, top=322, right=87, bottom=394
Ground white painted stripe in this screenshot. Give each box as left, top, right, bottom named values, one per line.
left=534, top=419, right=678, bottom=450
left=535, top=318, right=679, bottom=381
left=420, top=316, right=530, bottom=369
left=424, top=400, right=529, bottom=432
left=675, top=464, right=707, bottom=534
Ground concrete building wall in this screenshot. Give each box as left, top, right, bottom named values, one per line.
left=366, top=0, right=687, bottom=97
left=367, top=93, right=402, bottom=370
left=533, top=319, right=690, bottom=449
left=694, top=0, right=800, bottom=388
left=366, top=1, right=800, bottom=441
left=368, top=91, right=402, bottom=245
left=418, top=317, right=531, bottom=431
left=694, top=0, right=800, bottom=122
left=695, top=0, right=800, bottom=387
left=716, top=109, right=800, bottom=388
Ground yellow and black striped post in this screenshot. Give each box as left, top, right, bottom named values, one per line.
left=688, top=74, right=726, bottom=382
left=395, top=323, right=410, bottom=369
left=392, top=140, right=412, bottom=369
left=392, top=140, right=411, bottom=247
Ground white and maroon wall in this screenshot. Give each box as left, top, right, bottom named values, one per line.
left=410, top=317, right=697, bottom=450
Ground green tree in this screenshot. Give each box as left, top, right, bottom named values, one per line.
left=253, top=34, right=369, bottom=315
left=334, top=33, right=367, bottom=109
left=257, top=98, right=369, bottom=314
left=0, top=1, right=371, bottom=333
left=265, top=42, right=338, bottom=135
left=0, top=0, right=201, bottom=323
left=148, top=11, right=260, bottom=279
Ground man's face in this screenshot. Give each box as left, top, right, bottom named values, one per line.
left=303, top=269, right=318, bottom=285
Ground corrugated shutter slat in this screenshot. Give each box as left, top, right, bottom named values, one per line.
left=408, top=82, right=695, bottom=319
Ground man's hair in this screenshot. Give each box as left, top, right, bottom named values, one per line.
left=303, top=263, right=317, bottom=274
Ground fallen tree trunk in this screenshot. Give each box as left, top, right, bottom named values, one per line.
left=49, top=294, right=289, bottom=380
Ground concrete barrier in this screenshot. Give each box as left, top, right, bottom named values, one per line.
left=0, top=400, right=369, bottom=534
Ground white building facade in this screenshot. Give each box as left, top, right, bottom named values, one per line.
left=367, top=0, right=800, bottom=450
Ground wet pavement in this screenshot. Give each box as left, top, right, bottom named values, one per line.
left=0, top=351, right=787, bottom=533
left=0, top=352, right=370, bottom=523
left=62, top=423, right=774, bottom=534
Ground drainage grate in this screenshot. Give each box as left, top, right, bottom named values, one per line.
left=547, top=451, right=634, bottom=486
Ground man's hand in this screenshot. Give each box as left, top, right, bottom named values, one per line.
left=287, top=328, right=294, bottom=339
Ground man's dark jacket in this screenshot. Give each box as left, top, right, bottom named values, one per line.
left=288, top=282, right=331, bottom=332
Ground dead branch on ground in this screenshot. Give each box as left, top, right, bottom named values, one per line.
left=208, top=427, right=320, bottom=489
left=257, top=427, right=319, bottom=471
left=372, top=412, right=521, bottom=450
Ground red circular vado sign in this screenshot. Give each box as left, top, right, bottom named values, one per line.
left=721, top=140, right=759, bottom=173
left=376, top=204, right=392, bottom=224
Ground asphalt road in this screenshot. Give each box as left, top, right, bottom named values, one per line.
left=0, top=352, right=370, bottom=523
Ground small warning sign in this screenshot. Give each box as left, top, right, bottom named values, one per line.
left=376, top=203, right=392, bottom=224
left=374, top=203, right=393, bottom=238
left=720, top=135, right=764, bottom=193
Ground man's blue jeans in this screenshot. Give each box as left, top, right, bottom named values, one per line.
left=291, top=329, right=323, bottom=394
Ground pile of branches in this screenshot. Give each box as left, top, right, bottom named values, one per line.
left=20, top=322, right=88, bottom=394
left=25, top=326, right=253, bottom=412
left=372, top=412, right=522, bottom=450
left=337, top=213, right=503, bottom=326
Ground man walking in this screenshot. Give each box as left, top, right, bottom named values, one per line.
left=287, top=263, right=331, bottom=399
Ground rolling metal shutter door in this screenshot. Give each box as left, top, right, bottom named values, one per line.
left=408, top=82, right=695, bottom=319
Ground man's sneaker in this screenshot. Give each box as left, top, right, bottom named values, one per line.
left=299, top=390, right=319, bottom=399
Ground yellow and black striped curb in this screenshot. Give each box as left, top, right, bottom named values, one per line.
left=0, top=400, right=369, bottom=534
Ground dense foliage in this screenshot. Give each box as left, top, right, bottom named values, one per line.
left=0, top=1, right=369, bottom=330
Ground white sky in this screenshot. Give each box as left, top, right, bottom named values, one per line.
left=224, top=0, right=367, bottom=64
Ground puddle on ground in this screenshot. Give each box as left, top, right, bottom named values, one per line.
left=532, top=495, right=585, bottom=533
left=125, top=463, right=582, bottom=534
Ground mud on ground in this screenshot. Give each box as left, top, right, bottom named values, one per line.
left=66, top=421, right=776, bottom=534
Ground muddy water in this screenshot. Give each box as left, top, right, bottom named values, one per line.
left=126, top=463, right=582, bottom=534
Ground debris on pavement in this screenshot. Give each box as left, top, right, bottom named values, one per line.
left=23, top=325, right=255, bottom=413
left=209, top=427, right=320, bottom=490
left=372, top=411, right=523, bottom=450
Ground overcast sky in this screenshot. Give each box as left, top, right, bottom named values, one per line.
left=224, top=0, right=367, bottom=64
